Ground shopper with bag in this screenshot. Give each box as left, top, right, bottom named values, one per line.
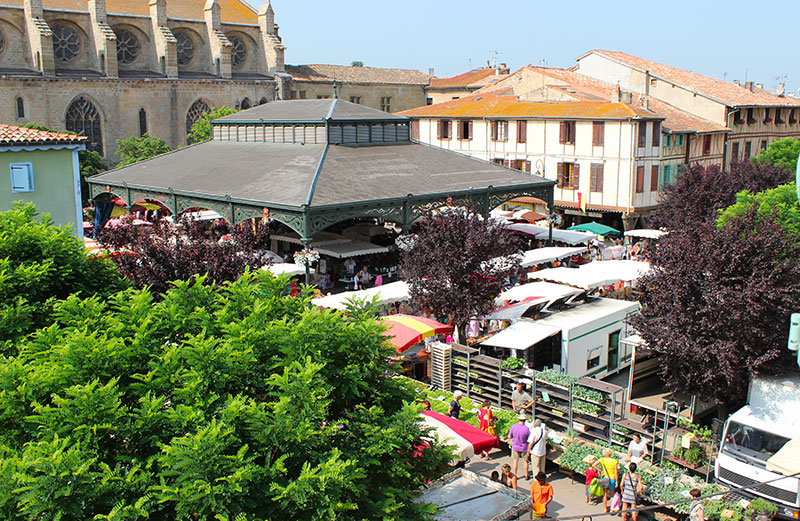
left=621, top=462, right=644, bottom=521
left=591, top=448, right=619, bottom=513
left=585, top=466, right=600, bottom=503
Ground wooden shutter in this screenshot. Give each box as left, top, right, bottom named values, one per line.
left=468, top=120, right=473, bottom=140
left=638, top=122, right=647, bottom=147
left=557, top=162, right=565, bottom=187
left=503, top=159, right=511, bottom=167
left=731, top=142, right=739, bottom=160
left=590, top=163, right=604, bottom=192
left=491, top=121, right=498, bottom=141
left=411, top=120, right=419, bottom=140
left=652, top=122, right=661, bottom=147
left=517, top=120, right=527, bottom=143
left=571, top=163, right=580, bottom=189
left=559, top=121, right=567, bottom=144
left=524, top=160, right=531, bottom=173
left=457, top=119, right=463, bottom=140
left=635, top=166, right=645, bottom=193
left=650, top=165, right=659, bottom=191
left=447, top=120, right=452, bottom=140
left=592, top=121, right=604, bottom=146
left=436, top=120, right=442, bottom=140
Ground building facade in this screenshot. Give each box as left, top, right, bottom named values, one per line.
left=0, top=123, right=86, bottom=236
left=573, top=50, right=800, bottom=166
left=400, top=95, right=664, bottom=229
left=0, top=0, right=285, bottom=160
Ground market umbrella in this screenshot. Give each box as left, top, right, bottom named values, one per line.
left=568, top=222, right=621, bottom=235
left=510, top=209, right=547, bottom=222
left=766, top=436, right=800, bottom=476
left=381, top=314, right=453, bottom=353
left=420, top=410, right=499, bottom=460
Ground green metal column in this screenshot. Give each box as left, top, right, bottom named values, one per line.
left=301, top=207, right=312, bottom=284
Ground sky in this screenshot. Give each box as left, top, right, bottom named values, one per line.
left=247, top=0, right=800, bottom=94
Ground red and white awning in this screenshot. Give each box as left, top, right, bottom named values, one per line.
left=420, top=410, right=498, bottom=460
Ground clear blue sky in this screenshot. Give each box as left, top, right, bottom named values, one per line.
left=247, top=0, right=799, bottom=93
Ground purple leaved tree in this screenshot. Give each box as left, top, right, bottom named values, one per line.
left=400, top=206, right=522, bottom=337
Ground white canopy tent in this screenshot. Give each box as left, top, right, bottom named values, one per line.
left=580, top=260, right=651, bottom=281
left=314, top=240, right=389, bottom=259
left=481, top=321, right=561, bottom=350
left=518, top=246, right=587, bottom=268
left=528, top=260, right=650, bottom=289
left=508, top=223, right=596, bottom=245
left=497, top=281, right=583, bottom=305
left=312, top=281, right=409, bottom=310
left=271, top=231, right=350, bottom=246
left=262, top=263, right=315, bottom=277
left=625, top=229, right=667, bottom=240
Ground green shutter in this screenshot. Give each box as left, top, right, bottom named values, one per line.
left=662, top=165, right=671, bottom=185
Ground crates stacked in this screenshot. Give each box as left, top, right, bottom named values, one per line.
left=429, top=341, right=452, bottom=391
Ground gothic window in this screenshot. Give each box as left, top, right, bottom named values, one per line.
left=114, top=28, right=139, bottom=65
left=186, top=100, right=211, bottom=142
left=227, top=34, right=247, bottom=68
left=175, top=31, right=194, bottom=65
left=240, top=98, right=251, bottom=110
left=0, top=29, right=5, bottom=58
left=138, top=108, right=147, bottom=136
left=65, top=97, right=102, bottom=154
left=52, top=25, right=81, bottom=63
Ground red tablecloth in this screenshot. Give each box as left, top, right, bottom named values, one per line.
left=421, top=409, right=499, bottom=458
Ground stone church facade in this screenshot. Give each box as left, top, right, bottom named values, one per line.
left=0, top=0, right=285, bottom=160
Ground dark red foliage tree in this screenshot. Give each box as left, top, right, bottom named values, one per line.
left=99, top=218, right=274, bottom=294
left=633, top=208, right=800, bottom=415
left=400, top=206, right=522, bottom=333
left=651, top=161, right=790, bottom=231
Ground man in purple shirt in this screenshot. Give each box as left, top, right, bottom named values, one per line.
left=507, top=413, right=531, bottom=480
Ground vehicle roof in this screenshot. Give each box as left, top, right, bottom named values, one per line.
left=728, top=406, right=800, bottom=439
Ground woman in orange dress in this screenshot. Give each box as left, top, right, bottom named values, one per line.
left=477, top=400, right=495, bottom=459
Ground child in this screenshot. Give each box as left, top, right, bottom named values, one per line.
left=585, top=466, right=599, bottom=503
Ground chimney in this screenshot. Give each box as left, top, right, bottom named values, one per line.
left=428, top=67, right=434, bottom=77
left=745, top=81, right=754, bottom=92
left=733, top=80, right=740, bottom=86
left=777, top=83, right=786, bottom=97
left=755, top=82, right=763, bottom=90
left=498, top=63, right=509, bottom=74
left=611, top=83, right=621, bottom=103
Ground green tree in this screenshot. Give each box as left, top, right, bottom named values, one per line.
left=718, top=182, right=800, bottom=240
left=0, top=273, right=451, bottom=520
left=752, top=137, right=800, bottom=173
left=115, top=134, right=171, bottom=166
left=0, top=203, right=128, bottom=350
left=188, top=106, right=238, bottom=143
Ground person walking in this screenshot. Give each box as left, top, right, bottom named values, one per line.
left=527, top=419, right=548, bottom=474
left=448, top=391, right=462, bottom=419
left=530, top=472, right=554, bottom=514
left=621, top=462, right=643, bottom=521
left=507, top=414, right=531, bottom=480
left=688, top=489, right=705, bottom=521
left=591, top=448, right=619, bottom=513
left=477, top=400, right=494, bottom=459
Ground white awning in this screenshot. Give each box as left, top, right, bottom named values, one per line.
left=481, top=321, right=561, bottom=350
left=314, top=240, right=390, bottom=258
left=519, top=246, right=587, bottom=268
left=580, top=260, right=651, bottom=281
left=528, top=267, right=616, bottom=289
left=625, top=229, right=667, bottom=239
left=497, top=281, right=583, bottom=305
left=508, top=223, right=596, bottom=245
left=271, top=231, right=351, bottom=246
left=262, top=263, right=315, bottom=277
left=312, top=281, right=409, bottom=310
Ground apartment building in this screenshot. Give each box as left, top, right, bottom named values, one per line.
left=573, top=50, right=800, bottom=166
left=399, top=94, right=664, bottom=230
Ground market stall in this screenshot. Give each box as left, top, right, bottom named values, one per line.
left=382, top=314, right=453, bottom=353
left=508, top=223, right=596, bottom=245
left=312, top=281, right=409, bottom=310
left=419, top=410, right=499, bottom=460
left=262, top=263, right=315, bottom=277
left=625, top=229, right=667, bottom=240
left=517, top=246, right=587, bottom=268
left=496, top=280, right=583, bottom=305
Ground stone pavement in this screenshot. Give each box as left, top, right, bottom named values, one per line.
left=465, top=447, right=643, bottom=521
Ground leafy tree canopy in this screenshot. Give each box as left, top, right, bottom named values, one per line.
left=99, top=218, right=273, bottom=295
left=400, top=206, right=521, bottom=329
left=718, top=183, right=800, bottom=240
left=115, top=134, right=171, bottom=166
left=0, top=273, right=450, bottom=520
left=752, top=137, right=800, bottom=174
left=188, top=106, right=238, bottom=143
left=0, top=203, right=127, bottom=349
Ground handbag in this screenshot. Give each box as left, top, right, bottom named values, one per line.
left=598, top=477, right=611, bottom=489
left=588, top=478, right=605, bottom=497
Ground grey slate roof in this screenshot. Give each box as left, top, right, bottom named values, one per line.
left=89, top=140, right=552, bottom=209
left=214, top=99, right=408, bottom=123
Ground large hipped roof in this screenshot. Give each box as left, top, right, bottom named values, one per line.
left=215, top=99, right=408, bottom=122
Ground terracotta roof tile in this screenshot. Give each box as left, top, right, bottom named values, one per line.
left=0, top=124, right=87, bottom=146
left=5, top=0, right=259, bottom=25
left=588, top=50, right=799, bottom=108
left=397, top=92, right=658, bottom=120
left=428, top=68, right=508, bottom=88
left=475, top=66, right=729, bottom=133
left=284, top=64, right=430, bottom=85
